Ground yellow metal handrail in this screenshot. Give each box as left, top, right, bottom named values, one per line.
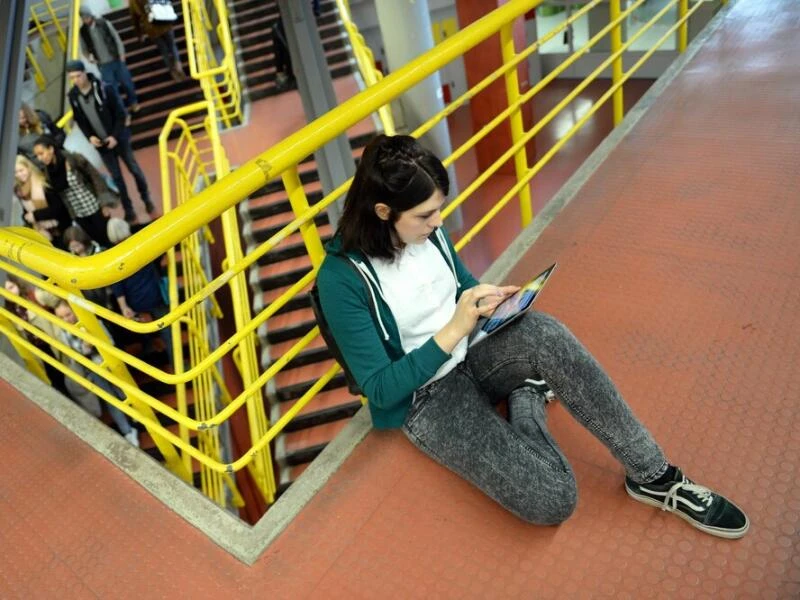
left=333, top=0, right=395, bottom=135
left=56, top=0, right=82, bottom=129
left=182, top=0, right=243, bottom=128
left=2, top=0, right=725, bottom=507
left=25, top=0, right=71, bottom=92
left=158, top=100, right=247, bottom=506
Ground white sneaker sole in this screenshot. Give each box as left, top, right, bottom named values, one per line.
left=625, top=484, right=749, bottom=540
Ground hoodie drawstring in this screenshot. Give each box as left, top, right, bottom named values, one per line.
left=350, top=259, right=391, bottom=341
left=435, top=228, right=460, bottom=288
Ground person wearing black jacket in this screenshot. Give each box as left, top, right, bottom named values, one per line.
left=13, top=154, right=72, bottom=249
left=65, top=59, right=153, bottom=222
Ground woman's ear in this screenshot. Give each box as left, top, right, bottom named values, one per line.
left=374, top=203, right=391, bottom=221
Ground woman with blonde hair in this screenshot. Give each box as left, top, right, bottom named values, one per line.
left=14, top=154, right=72, bottom=249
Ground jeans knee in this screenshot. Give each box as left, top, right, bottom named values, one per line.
left=514, top=473, right=578, bottom=525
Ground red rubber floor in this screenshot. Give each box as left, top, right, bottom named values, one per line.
left=2, top=1, right=799, bottom=597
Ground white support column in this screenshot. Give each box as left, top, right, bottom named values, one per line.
left=374, top=0, right=461, bottom=228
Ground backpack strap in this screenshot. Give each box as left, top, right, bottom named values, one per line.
left=309, top=269, right=363, bottom=396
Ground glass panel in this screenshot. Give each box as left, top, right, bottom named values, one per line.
left=535, top=4, right=591, bottom=55
left=626, top=0, right=677, bottom=51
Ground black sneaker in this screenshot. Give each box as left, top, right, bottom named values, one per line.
left=625, top=468, right=749, bottom=539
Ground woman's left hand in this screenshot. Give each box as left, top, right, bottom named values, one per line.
left=472, top=283, right=519, bottom=315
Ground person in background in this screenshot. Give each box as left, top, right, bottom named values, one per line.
left=54, top=300, right=139, bottom=447
left=128, top=0, right=186, bottom=81
left=33, top=135, right=113, bottom=247
left=79, top=6, right=140, bottom=121
left=17, top=102, right=66, bottom=162
left=62, top=225, right=117, bottom=308
left=14, top=154, right=72, bottom=250
left=108, top=218, right=173, bottom=368
left=2, top=276, right=69, bottom=398
left=65, top=60, right=154, bottom=223
left=272, top=15, right=296, bottom=92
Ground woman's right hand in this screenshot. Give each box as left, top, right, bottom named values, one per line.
left=433, top=284, right=519, bottom=353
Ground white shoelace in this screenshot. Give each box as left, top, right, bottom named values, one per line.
left=663, top=476, right=714, bottom=512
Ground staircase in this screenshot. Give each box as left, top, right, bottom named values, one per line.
left=227, top=0, right=381, bottom=492
left=239, top=129, right=373, bottom=492
left=103, top=0, right=380, bottom=497
left=101, top=4, right=203, bottom=149
left=229, top=0, right=354, bottom=102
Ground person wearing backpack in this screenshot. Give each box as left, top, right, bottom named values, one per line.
left=128, top=0, right=186, bottom=81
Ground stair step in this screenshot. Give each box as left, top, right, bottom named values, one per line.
left=250, top=212, right=329, bottom=246
left=273, top=358, right=347, bottom=402
left=259, top=284, right=312, bottom=316
left=276, top=388, right=361, bottom=431
left=244, top=182, right=322, bottom=219
left=280, top=441, right=327, bottom=467
left=257, top=230, right=333, bottom=267
left=279, top=419, right=350, bottom=466
left=264, top=307, right=316, bottom=345
left=255, top=168, right=321, bottom=198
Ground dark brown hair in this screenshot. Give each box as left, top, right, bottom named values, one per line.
left=338, top=134, right=449, bottom=260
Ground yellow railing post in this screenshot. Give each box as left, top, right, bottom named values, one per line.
left=678, top=0, right=689, bottom=53
left=609, top=0, right=625, bottom=126
left=334, top=0, right=395, bottom=135
left=29, top=7, right=55, bottom=59
left=0, top=313, right=51, bottom=383
left=282, top=168, right=327, bottom=267
left=499, top=23, right=533, bottom=228
left=69, top=0, right=81, bottom=59
left=63, top=290, right=193, bottom=483
left=43, top=0, right=68, bottom=51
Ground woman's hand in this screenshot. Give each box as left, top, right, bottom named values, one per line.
left=433, top=283, right=519, bottom=353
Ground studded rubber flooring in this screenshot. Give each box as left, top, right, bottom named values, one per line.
left=2, top=0, right=799, bottom=597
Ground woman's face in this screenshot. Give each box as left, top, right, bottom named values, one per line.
left=15, top=163, right=30, bottom=183
left=68, top=240, right=88, bottom=256
left=19, top=110, right=28, bottom=127
left=4, top=280, right=20, bottom=296
left=385, top=189, right=445, bottom=246
left=33, top=144, right=54, bottom=165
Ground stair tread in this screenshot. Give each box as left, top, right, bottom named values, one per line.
left=257, top=254, right=313, bottom=278
left=282, top=419, right=349, bottom=454
left=249, top=213, right=327, bottom=239
left=274, top=357, right=339, bottom=390
left=269, top=333, right=326, bottom=358
left=266, top=306, right=315, bottom=331
left=261, top=282, right=313, bottom=305
left=255, top=226, right=322, bottom=250
left=277, top=388, right=360, bottom=420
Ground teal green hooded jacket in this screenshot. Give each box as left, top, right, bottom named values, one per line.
left=316, top=227, right=479, bottom=429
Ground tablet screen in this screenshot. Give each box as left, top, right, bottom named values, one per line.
left=481, top=264, right=556, bottom=334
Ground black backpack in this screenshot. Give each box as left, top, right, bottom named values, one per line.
left=309, top=281, right=363, bottom=396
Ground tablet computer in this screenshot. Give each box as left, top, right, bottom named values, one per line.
left=469, top=263, right=557, bottom=347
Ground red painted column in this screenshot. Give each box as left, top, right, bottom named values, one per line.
left=454, top=0, right=535, bottom=174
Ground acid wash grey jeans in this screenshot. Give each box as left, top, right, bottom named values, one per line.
left=402, top=311, right=667, bottom=525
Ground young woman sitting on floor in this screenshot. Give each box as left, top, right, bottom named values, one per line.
left=315, top=134, right=748, bottom=539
